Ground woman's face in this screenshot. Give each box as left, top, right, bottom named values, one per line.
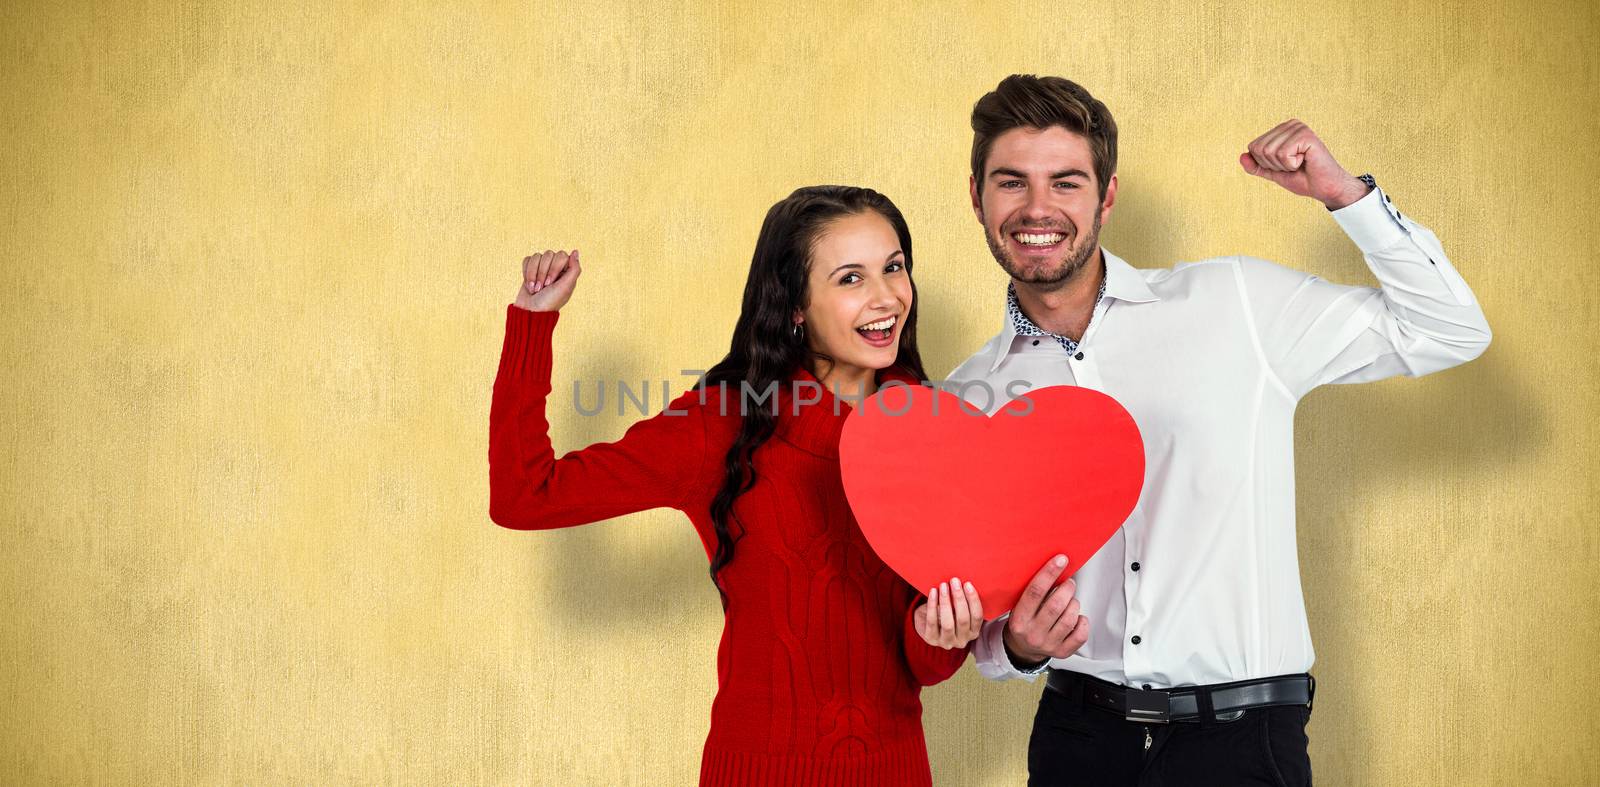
left=797, top=211, right=914, bottom=378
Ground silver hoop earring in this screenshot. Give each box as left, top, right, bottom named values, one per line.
left=792, top=323, right=805, bottom=342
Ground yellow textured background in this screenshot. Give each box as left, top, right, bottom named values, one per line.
left=3, top=1, right=1596, bottom=784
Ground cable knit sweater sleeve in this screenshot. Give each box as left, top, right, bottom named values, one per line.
left=900, top=591, right=971, bottom=686
left=488, top=304, right=706, bottom=529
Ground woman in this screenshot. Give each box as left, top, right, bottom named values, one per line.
left=488, top=186, right=984, bottom=785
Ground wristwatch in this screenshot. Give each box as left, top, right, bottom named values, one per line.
left=1004, top=639, right=1051, bottom=675
left=1327, top=172, right=1378, bottom=212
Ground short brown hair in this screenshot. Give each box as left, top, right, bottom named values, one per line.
left=970, top=75, right=1118, bottom=200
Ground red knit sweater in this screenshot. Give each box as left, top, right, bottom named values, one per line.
left=488, top=305, right=968, bottom=786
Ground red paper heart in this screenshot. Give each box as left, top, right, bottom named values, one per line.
left=840, top=384, right=1144, bottom=616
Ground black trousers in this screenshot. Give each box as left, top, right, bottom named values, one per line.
left=1027, top=678, right=1312, bottom=787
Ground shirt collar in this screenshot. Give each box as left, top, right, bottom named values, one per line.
left=1101, top=248, right=1160, bottom=304
left=986, top=248, right=1159, bottom=374
left=1008, top=279, right=1105, bottom=338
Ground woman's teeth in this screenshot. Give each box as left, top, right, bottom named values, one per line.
left=856, top=315, right=897, bottom=340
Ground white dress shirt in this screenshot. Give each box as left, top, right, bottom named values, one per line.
left=949, top=185, right=1491, bottom=689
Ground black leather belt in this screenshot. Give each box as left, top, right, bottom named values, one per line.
left=1045, top=669, right=1314, bottom=724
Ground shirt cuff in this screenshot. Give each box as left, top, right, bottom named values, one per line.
left=973, top=615, right=1045, bottom=682
left=1329, top=184, right=1408, bottom=256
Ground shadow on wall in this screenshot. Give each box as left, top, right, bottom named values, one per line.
left=1285, top=210, right=1541, bottom=778
left=1296, top=346, right=1545, bottom=783
left=521, top=342, right=719, bottom=633
left=922, top=671, right=1042, bottom=785
left=1095, top=170, right=1180, bottom=272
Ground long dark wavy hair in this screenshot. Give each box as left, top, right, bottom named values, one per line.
left=696, top=185, right=928, bottom=603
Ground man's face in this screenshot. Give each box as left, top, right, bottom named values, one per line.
left=970, top=126, right=1117, bottom=290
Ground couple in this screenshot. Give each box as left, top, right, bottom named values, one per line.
left=487, top=75, right=1491, bottom=786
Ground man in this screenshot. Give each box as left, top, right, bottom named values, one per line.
left=945, top=75, right=1491, bottom=785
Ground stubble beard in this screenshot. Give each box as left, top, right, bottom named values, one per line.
left=984, top=210, right=1103, bottom=293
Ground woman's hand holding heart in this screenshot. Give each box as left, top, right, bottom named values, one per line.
left=913, top=577, right=984, bottom=649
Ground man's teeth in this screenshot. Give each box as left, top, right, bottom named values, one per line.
left=1015, top=232, right=1065, bottom=246
left=858, top=316, right=897, bottom=331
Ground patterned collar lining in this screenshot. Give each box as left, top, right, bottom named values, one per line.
left=1006, top=277, right=1107, bottom=355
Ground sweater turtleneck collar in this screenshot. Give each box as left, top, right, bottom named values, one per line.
left=772, top=364, right=924, bottom=459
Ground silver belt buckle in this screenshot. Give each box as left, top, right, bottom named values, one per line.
left=1124, top=687, right=1170, bottom=724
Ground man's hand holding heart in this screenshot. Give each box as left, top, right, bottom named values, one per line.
left=1001, top=554, right=1089, bottom=669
